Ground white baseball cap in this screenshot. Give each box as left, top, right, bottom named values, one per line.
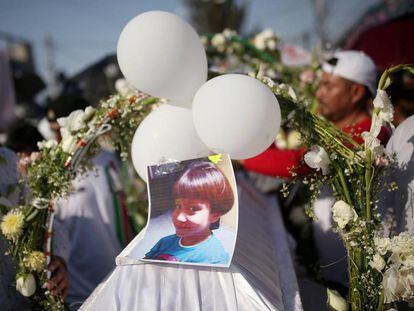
left=322, top=50, right=377, bottom=95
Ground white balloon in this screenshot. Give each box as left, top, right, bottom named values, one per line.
left=117, top=11, right=207, bottom=107
left=131, top=104, right=211, bottom=181
left=192, top=74, right=281, bottom=160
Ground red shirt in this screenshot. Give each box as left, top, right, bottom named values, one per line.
left=243, top=117, right=390, bottom=178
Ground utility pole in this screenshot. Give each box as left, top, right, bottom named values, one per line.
left=310, top=0, right=328, bottom=49
left=45, top=35, right=59, bottom=98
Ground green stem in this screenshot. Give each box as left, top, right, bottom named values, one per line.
left=365, top=149, right=372, bottom=221
left=333, top=163, right=353, bottom=205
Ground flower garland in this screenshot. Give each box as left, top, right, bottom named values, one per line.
left=0, top=91, right=158, bottom=310
left=264, top=64, right=414, bottom=310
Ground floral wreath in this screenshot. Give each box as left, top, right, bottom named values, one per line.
left=0, top=91, right=158, bottom=310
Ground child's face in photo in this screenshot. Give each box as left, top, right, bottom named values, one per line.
left=172, top=198, right=219, bottom=239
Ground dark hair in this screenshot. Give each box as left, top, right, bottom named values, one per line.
left=172, top=161, right=234, bottom=216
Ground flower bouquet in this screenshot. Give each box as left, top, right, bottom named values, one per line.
left=263, top=64, right=414, bottom=310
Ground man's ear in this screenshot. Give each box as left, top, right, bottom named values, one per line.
left=210, top=212, right=221, bottom=223
left=350, top=83, right=366, bottom=105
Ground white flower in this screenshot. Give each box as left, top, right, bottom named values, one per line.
left=327, top=288, right=349, bottom=311
left=37, top=139, right=58, bottom=150
left=361, top=131, right=385, bottom=161
left=266, top=39, right=277, bottom=51
left=277, top=83, right=297, bottom=101
left=373, top=90, right=392, bottom=109
left=254, top=35, right=266, bottom=50
left=400, top=266, right=414, bottom=302
left=200, top=35, right=208, bottom=47
left=103, top=63, right=118, bottom=78
left=23, top=251, right=46, bottom=273
left=82, top=106, right=96, bottom=123
left=61, top=135, right=77, bottom=154
left=1, top=210, right=25, bottom=241
left=211, top=34, right=226, bottom=49
left=390, top=232, right=414, bottom=255
left=16, top=274, right=36, bottom=297
left=57, top=109, right=86, bottom=133
left=275, top=131, right=287, bottom=149
left=260, top=28, right=274, bottom=40
left=287, top=131, right=302, bottom=149
left=332, top=200, right=357, bottom=229
left=374, top=237, right=391, bottom=255
left=115, top=78, right=136, bottom=95
left=304, top=145, right=330, bottom=175
left=222, top=28, right=237, bottom=38
left=372, top=90, right=394, bottom=129
left=369, top=254, right=386, bottom=272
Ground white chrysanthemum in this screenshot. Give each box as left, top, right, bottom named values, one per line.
left=16, top=274, right=36, bottom=297
left=391, top=232, right=414, bottom=255
left=23, top=251, right=46, bottom=273
left=369, top=254, right=386, bottom=272
left=304, top=145, right=330, bottom=175
left=332, top=200, right=357, bottom=229
left=1, top=210, right=25, bottom=241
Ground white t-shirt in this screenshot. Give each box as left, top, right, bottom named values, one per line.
left=53, top=150, right=123, bottom=304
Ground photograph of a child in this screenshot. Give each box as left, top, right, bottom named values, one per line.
left=131, top=154, right=238, bottom=267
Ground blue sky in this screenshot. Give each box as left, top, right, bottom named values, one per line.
left=0, top=0, right=380, bottom=80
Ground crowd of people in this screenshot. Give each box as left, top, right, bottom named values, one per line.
left=1, top=45, right=414, bottom=310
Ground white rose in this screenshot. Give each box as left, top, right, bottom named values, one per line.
left=16, top=274, right=36, bottom=297
left=332, top=200, right=357, bottom=229
left=391, top=232, right=414, bottom=255
left=374, top=237, right=391, bottom=255
left=61, top=135, right=77, bottom=154
left=304, top=145, right=330, bottom=175
left=327, top=288, right=349, bottom=311
left=211, top=34, right=226, bottom=48
left=369, top=254, right=386, bottom=272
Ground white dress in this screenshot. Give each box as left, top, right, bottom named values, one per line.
left=80, top=174, right=302, bottom=311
